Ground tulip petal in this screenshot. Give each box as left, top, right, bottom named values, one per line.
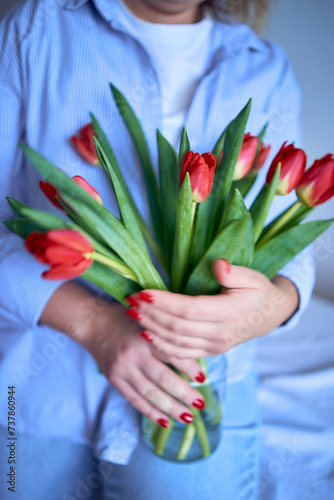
left=71, top=135, right=99, bottom=165
left=42, top=260, right=93, bottom=280
left=201, top=153, right=216, bottom=170
left=252, top=144, right=271, bottom=172
left=39, top=181, right=65, bottom=210
left=44, top=246, right=87, bottom=266
left=46, top=229, right=94, bottom=253
left=189, top=163, right=211, bottom=203
left=297, top=154, right=334, bottom=206
left=315, top=186, right=334, bottom=206
left=25, top=231, right=49, bottom=263
left=79, top=123, right=97, bottom=154
left=180, top=151, right=195, bottom=185
left=266, top=142, right=307, bottom=194
left=72, top=175, right=103, bottom=204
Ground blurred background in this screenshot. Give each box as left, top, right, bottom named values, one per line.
left=1, top=0, right=333, bottom=300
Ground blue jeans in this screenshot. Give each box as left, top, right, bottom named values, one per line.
left=0, top=370, right=259, bottom=500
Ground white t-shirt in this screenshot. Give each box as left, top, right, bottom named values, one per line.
left=116, top=0, right=214, bottom=147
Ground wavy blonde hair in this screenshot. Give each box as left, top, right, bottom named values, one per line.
left=204, top=0, right=271, bottom=31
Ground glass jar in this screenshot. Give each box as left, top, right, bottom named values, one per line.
left=141, top=354, right=227, bottom=462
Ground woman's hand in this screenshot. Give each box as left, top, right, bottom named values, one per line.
left=40, top=282, right=207, bottom=428
left=82, top=303, right=207, bottom=426
left=126, top=259, right=300, bottom=359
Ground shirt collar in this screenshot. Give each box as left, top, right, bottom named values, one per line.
left=62, top=0, right=265, bottom=55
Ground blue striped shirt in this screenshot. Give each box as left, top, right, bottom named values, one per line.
left=0, top=0, right=315, bottom=464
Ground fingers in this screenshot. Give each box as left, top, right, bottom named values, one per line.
left=107, top=339, right=207, bottom=427
left=160, top=355, right=207, bottom=384
left=151, top=334, right=217, bottom=359
left=130, top=364, right=206, bottom=423
left=114, top=377, right=171, bottom=428
left=136, top=305, right=218, bottom=339
left=154, top=351, right=208, bottom=384
left=212, top=259, right=266, bottom=289
left=128, top=290, right=225, bottom=322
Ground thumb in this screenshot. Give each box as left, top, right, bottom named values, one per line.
left=213, top=259, right=261, bottom=289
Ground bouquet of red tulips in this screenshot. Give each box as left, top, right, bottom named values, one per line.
left=4, top=83, right=334, bottom=462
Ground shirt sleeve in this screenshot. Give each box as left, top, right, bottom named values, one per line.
left=251, top=45, right=316, bottom=333
left=0, top=11, right=63, bottom=332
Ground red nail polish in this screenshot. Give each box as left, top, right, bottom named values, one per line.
left=180, top=412, right=194, bottom=424
left=126, top=296, right=140, bottom=308
left=157, top=418, right=169, bottom=428
left=195, top=372, right=206, bottom=383
left=139, top=291, right=155, bottom=303
left=140, top=331, right=153, bottom=342
left=220, top=258, right=231, bottom=274
left=126, top=308, right=142, bottom=321
left=192, top=399, right=206, bottom=410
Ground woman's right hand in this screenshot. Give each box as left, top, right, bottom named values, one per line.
left=81, top=302, right=207, bottom=427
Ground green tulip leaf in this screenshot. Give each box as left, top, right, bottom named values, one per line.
left=250, top=164, right=280, bottom=242
left=82, top=262, right=141, bottom=306
left=177, top=126, right=191, bottom=177
left=231, top=123, right=268, bottom=199
left=251, top=218, right=334, bottom=279
left=93, top=137, right=149, bottom=256
left=6, top=197, right=30, bottom=218
left=157, top=130, right=179, bottom=270
left=231, top=176, right=257, bottom=199
left=3, top=218, right=44, bottom=239
left=90, top=112, right=159, bottom=258
left=188, top=199, right=210, bottom=270
left=259, top=202, right=314, bottom=244
left=17, top=204, right=127, bottom=267
left=207, top=98, right=252, bottom=244
left=253, top=121, right=269, bottom=166
left=185, top=218, right=254, bottom=296
left=60, top=192, right=166, bottom=290
left=109, top=83, right=162, bottom=245
left=211, top=127, right=227, bottom=160
left=170, top=173, right=193, bottom=292
left=20, top=144, right=166, bottom=288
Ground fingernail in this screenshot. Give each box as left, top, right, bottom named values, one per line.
left=126, top=308, right=142, bottom=321
left=126, top=296, right=140, bottom=307
left=139, top=291, right=155, bottom=303
left=195, top=371, right=206, bottom=383
left=220, top=259, right=231, bottom=274
left=140, top=331, right=153, bottom=342
left=157, top=418, right=170, bottom=428
left=192, top=399, right=206, bottom=410
left=180, top=412, right=194, bottom=424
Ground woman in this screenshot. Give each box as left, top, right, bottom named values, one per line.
left=0, top=0, right=314, bottom=499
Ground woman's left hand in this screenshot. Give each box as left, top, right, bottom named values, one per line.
left=125, top=259, right=300, bottom=359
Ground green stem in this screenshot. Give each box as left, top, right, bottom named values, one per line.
left=256, top=201, right=301, bottom=249
left=192, top=409, right=211, bottom=458
left=176, top=424, right=196, bottom=460
left=91, top=251, right=139, bottom=282
left=196, top=359, right=222, bottom=426
left=191, top=201, right=197, bottom=226
left=154, top=420, right=175, bottom=456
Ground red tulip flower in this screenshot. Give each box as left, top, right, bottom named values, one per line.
left=296, top=154, right=334, bottom=206
left=25, top=229, right=94, bottom=280
left=71, top=176, right=103, bottom=204
left=39, top=181, right=64, bottom=210
left=180, top=151, right=216, bottom=203
left=40, top=176, right=102, bottom=209
left=266, top=142, right=307, bottom=195
left=250, top=142, right=271, bottom=176
left=71, top=123, right=100, bottom=166
left=233, top=133, right=259, bottom=180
